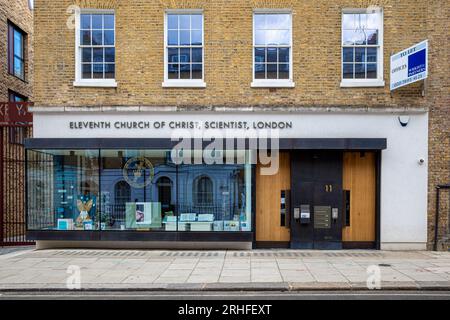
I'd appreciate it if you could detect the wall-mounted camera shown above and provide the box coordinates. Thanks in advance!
[418,158,425,165]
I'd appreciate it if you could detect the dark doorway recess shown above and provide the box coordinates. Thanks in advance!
[290,151,343,249]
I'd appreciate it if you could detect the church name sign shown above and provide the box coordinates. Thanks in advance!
[69,120,293,131]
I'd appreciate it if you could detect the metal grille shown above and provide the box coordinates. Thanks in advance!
[1,126,34,246]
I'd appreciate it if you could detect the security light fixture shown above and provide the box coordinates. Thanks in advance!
[398,115,410,127]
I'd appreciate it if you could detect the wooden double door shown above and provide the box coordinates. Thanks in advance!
[256,151,376,249]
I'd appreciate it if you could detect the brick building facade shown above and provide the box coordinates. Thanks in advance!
[28,0,448,250]
[0,0,33,100]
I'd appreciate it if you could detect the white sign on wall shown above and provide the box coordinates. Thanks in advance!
[390,40,428,91]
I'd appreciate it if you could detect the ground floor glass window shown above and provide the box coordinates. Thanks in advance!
[27,149,253,233]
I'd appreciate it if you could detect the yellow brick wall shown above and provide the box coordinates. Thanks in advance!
[34,0,439,108]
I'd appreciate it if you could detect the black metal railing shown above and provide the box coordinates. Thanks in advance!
[1,102,34,246]
[434,184,450,251]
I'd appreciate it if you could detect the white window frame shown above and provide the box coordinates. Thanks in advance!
[74,8,117,88]
[162,9,206,88]
[251,9,294,88]
[340,8,384,88]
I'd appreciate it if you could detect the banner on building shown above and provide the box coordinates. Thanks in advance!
[390,40,428,91]
[0,102,33,126]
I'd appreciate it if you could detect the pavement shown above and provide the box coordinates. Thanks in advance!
[0,247,449,292]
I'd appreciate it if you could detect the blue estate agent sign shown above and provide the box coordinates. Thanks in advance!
[390,40,428,91]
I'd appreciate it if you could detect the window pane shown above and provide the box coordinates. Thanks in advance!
[82,48,92,62]
[355,47,365,63]
[343,47,354,63]
[104,48,115,62]
[14,30,23,58]
[92,15,102,29]
[81,14,91,29]
[254,14,265,30]
[279,30,291,45]
[267,64,277,79]
[175,153,253,232]
[180,48,191,63]
[192,48,202,63]
[192,64,202,79]
[343,63,353,79]
[354,63,365,79]
[168,64,179,79]
[279,63,289,79]
[266,30,290,45]
[367,13,379,29]
[357,14,368,29]
[27,150,100,231]
[14,58,24,78]
[93,48,103,62]
[266,14,290,29]
[255,30,265,45]
[255,63,265,79]
[180,30,190,45]
[168,48,179,63]
[279,47,289,63]
[255,47,265,63]
[342,13,356,29]
[367,63,377,79]
[267,47,277,62]
[179,15,190,29]
[9,93,25,102]
[167,14,178,29]
[343,30,365,45]
[366,29,378,45]
[104,14,114,29]
[81,30,91,45]
[180,64,190,79]
[82,64,92,79]
[104,30,114,45]
[105,64,115,79]
[97,150,175,231]
[191,30,202,45]
[367,48,377,62]
[92,30,103,45]
[191,14,202,30]
[168,30,178,45]
[93,63,104,78]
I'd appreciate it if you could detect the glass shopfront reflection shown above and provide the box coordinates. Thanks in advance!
[27,149,253,233]
[100,149,175,231]
[176,161,252,232]
[27,149,100,231]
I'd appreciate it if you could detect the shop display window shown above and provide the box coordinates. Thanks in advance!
[27,149,253,233]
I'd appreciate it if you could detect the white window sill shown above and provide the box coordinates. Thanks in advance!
[73,80,118,88]
[162,80,206,88]
[340,80,385,88]
[251,80,295,88]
